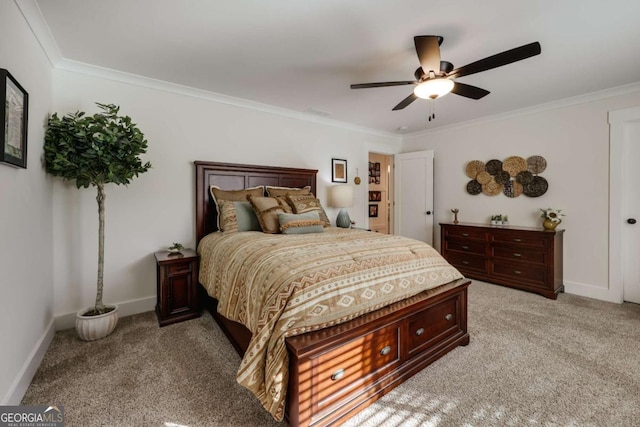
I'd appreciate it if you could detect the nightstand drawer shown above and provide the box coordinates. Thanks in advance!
[167,264,192,276]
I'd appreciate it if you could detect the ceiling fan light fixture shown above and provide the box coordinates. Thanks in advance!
[413,78,454,99]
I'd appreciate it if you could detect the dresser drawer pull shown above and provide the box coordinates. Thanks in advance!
[415,327,425,336]
[445,313,453,321]
[513,253,522,257]
[461,260,470,265]
[513,238,522,242]
[461,233,469,237]
[461,245,469,250]
[331,369,345,381]
[513,270,522,275]
[380,345,392,356]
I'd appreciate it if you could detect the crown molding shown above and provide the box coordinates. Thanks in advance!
[404,81,640,139]
[14,0,62,67]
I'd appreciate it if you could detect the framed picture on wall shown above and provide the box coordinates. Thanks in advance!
[0,68,29,169]
[369,204,378,217]
[332,158,347,183]
[369,191,382,201]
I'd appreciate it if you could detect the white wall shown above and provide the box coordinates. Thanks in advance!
[0,1,54,404]
[51,69,400,325]
[402,90,640,302]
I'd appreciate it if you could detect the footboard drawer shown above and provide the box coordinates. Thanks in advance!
[406,292,463,359]
[313,323,401,417]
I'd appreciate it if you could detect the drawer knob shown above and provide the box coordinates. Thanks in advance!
[461,233,469,237]
[380,345,392,356]
[415,327,425,336]
[513,253,522,257]
[462,260,469,265]
[513,270,522,275]
[461,245,469,250]
[513,238,522,242]
[445,313,453,321]
[331,369,345,381]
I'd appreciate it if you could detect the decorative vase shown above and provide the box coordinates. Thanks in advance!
[542,218,560,231]
[76,305,118,341]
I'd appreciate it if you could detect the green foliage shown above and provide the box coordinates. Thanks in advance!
[44,103,151,188]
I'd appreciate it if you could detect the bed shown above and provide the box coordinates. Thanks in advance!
[195,161,470,427]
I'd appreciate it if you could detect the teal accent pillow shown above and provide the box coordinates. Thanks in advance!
[234,202,261,231]
[278,212,324,234]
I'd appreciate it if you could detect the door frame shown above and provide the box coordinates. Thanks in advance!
[608,106,640,303]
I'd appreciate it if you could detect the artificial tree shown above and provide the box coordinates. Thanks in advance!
[44,103,151,316]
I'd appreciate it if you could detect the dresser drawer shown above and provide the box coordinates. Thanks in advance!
[491,261,547,287]
[444,238,485,255]
[443,252,486,273]
[443,226,486,240]
[492,245,546,265]
[407,295,460,358]
[491,230,547,247]
[313,323,401,416]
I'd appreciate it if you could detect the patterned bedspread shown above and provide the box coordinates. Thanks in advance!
[198,228,463,421]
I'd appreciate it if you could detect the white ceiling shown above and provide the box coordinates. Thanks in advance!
[33,0,640,134]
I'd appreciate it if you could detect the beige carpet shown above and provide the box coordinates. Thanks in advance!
[23,281,640,426]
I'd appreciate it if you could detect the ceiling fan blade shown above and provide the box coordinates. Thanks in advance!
[392,93,418,111]
[350,81,416,89]
[414,36,442,75]
[451,82,490,99]
[449,42,541,79]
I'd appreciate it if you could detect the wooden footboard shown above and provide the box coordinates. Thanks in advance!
[201,279,470,427]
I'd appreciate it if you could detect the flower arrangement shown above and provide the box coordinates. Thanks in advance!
[540,208,565,223]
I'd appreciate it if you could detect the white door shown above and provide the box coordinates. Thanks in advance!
[622,122,640,303]
[394,150,434,245]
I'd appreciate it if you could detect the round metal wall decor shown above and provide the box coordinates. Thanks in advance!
[523,176,548,197]
[503,156,527,177]
[494,170,511,185]
[464,154,550,197]
[466,180,482,195]
[465,160,485,179]
[485,159,503,175]
[503,180,524,198]
[527,155,547,174]
[516,170,534,185]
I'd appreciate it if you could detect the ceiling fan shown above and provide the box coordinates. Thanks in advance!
[350,36,541,116]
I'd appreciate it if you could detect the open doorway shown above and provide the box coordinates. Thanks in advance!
[368,152,394,234]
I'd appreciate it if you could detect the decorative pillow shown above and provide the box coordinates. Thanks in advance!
[218,201,261,232]
[286,194,331,227]
[273,196,294,214]
[266,185,311,197]
[278,212,324,234]
[247,196,285,234]
[210,185,264,229]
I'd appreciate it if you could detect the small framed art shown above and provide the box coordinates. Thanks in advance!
[332,158,347,183]
[369,204,378,217]
[1,69,29,168]
[369,191,382,201]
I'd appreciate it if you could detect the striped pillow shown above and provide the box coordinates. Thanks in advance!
[278,212,324,234]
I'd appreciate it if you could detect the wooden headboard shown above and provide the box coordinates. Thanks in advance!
[195,161,318,245]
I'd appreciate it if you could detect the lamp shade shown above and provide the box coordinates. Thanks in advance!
[330,185,353,208]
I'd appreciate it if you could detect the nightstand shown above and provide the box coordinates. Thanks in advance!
[155,249,200,326]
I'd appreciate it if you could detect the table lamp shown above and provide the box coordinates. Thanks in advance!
[330,185,353,228]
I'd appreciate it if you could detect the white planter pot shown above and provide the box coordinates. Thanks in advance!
[75,305,119,341]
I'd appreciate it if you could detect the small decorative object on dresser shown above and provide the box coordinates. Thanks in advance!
[451,208,459,224]
[540,208,565,230]
[441,222,564,299]
[168,242,185,254]
[155,249,200,326]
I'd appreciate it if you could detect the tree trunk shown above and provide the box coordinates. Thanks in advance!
[95,183,106,314]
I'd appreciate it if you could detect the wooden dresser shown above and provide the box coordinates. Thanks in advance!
[440,222,564,299]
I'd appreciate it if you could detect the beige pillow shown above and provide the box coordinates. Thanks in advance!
[247,196,285,233]
[266,186,311,197]
[210,185,264,229]
[286,194,331,227]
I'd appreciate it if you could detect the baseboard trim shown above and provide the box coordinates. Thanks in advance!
[54,296,156,331]
[2,318,55,405]
[563,280,622,303]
